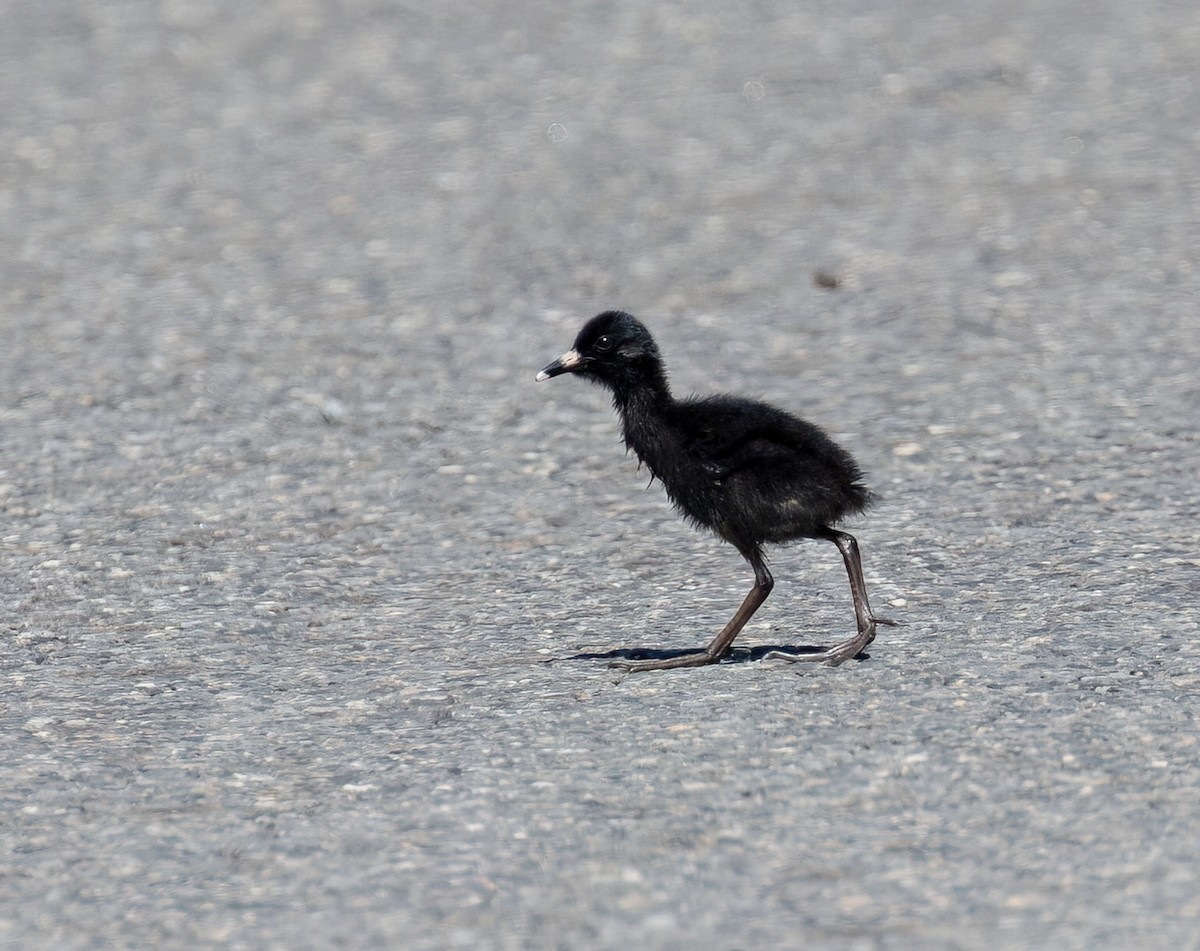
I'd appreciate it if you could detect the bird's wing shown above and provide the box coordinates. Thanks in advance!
[672,398,824,480]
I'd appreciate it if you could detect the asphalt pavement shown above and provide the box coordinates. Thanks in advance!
[2,1,1198,948]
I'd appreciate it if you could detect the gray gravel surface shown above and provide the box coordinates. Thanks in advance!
[3,1,1199,948]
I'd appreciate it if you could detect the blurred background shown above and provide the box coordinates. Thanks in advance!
[3,1,1198,947]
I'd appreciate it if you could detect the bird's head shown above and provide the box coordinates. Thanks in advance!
[536,311,663,392]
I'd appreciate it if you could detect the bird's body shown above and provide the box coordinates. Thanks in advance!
[626,392,872,550]
[537,310,893,671]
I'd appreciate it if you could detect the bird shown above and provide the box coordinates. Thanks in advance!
[536,310,895,672]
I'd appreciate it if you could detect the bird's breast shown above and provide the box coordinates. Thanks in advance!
[621,408,721,494]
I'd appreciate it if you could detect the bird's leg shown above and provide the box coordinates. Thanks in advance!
[827,529,895,638]
[765,529,895,667]
[610,550,774,672]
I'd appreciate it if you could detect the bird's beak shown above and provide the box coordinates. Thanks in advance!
[536,349,583,382]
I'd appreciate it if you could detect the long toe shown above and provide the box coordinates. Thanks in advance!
[764,622,876,667]
[609,651,721,672]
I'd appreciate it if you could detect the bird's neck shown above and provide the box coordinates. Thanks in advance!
[612,377,675,471]
[609,358,670,408]
[610,367,671,419]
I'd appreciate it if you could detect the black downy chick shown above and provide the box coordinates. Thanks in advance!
[536,310,895,672]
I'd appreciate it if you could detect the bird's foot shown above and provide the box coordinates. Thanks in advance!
[860,616,897,646]
[762,622,877,667]
[609,650,721,672]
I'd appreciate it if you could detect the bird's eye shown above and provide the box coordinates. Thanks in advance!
[594,334,614,352]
